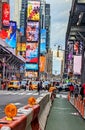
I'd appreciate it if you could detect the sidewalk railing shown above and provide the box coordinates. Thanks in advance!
[67,92,85,119]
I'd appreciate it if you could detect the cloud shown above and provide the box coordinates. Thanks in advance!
[46,0,72,48]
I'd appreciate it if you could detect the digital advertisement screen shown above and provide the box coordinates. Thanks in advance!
[27,1,40,21]
[25,71,38,78]
[22,43,26,51]
[26,22,39,42]
[74,41,79,55]
[26,42,39,63]
[25,63,38,70]
[0,21,17,48]
[40,29,46,54]
[40,56,46,72]
[2,3,10,26]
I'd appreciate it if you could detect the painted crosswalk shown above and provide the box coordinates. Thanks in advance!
[0,90,46,96]
[0,90,36,95]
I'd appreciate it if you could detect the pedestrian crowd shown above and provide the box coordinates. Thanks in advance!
[69,82,85,100]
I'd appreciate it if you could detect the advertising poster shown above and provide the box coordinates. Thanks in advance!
[26,22,39,42]
[26,42,39,63]
[40,29,46,54]
[25,63,38,70]
[40,56,46,72]
[74,41,79,55]
[27,1,40,21]
[21,43,26,51]
[25,71,38,78]
[5,21,17,48]
[0,21,17,48]
[17,43,21,51]
[73,56,82,75]
[2,3,10,26]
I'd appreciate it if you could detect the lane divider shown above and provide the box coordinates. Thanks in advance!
[0,93,51,130]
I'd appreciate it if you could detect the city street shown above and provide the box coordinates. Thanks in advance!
[0,89,48,118]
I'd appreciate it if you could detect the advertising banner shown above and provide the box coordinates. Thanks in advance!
[25,71,38,78]
[27,1,40,21]
[5,21,17,48]
[0,21,17,48]
[2,3,10,26]
[40,29,46,54]
[25,63,38,70]
[73,56,82,75]
[22,43,26,51]
[40,56,46,72]
[74,41,79,55]
[26,22,39,42]
[17,43,21,51]
[26,42,38,63]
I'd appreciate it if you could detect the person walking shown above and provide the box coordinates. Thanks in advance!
[74,84,79,98]
[37,82,41,95]
[69,83,74,96]
[80,83,85,100]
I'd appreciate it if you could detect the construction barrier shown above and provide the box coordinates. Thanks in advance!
[68,94,85,119]
[0,93,52,130]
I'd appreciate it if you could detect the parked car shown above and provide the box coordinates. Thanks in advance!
[7,80,20,90]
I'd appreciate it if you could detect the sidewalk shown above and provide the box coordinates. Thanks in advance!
[45,96,85,130]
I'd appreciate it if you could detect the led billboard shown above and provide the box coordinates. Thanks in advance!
[26,42,38,63]
[6,21,17,48]
[73,56,82,75]
[25,63,38,70]
[26,22,39,42]
[40,56,46,72]
[0,21,17,48]
[25,71,38,78]
[74,41,79,55]
[2,3,10,26]
[27,1,40,21]
[40,29,46,54]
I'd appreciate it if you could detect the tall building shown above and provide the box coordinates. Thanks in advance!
[9,0,22,29]
[45,4,51,51]
[20,0,27,36]
[0,0,2,29]
[41,0,46,29]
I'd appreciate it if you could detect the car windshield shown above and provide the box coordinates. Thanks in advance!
[32,81,39,85]
[10,82,19,85]
[21,81,27,85]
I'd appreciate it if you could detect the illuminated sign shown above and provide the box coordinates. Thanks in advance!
[26,42,38,63]
[26,22,39,42]
[40,56,46,72]
[25,63,38,70]
[2,3,10,26]
[27,1,40,21]
[40,29,46,54]
[25,71,38,77]
[0,21,17,48]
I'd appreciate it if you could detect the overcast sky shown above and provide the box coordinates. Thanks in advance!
[46,0,72,49]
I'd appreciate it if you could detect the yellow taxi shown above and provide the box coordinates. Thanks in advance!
[7,80,20,90]
[29,81,38,90]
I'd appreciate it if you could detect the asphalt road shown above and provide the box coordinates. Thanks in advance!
[0,89,47,118]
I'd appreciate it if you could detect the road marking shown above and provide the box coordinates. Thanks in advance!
[14,103,22,106]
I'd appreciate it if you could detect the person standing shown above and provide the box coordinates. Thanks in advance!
[80,83,85,100]
[37,82,41,95]
[74,84,79,98]
[69,83,74,96]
